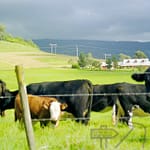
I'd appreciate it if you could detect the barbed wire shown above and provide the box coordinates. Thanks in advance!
[31,115,150,122]
[31,117,90,122]
[1,92,150,99]
[1,115,150,122]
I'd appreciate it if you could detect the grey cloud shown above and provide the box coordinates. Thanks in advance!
[0,0,150,41]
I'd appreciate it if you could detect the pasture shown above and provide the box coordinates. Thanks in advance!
[0,68,150,150]
[0,42,150,149]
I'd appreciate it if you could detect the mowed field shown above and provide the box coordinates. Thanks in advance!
[0,41,150,150]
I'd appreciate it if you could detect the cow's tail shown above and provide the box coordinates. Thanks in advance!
[83,80,93,125]
[14,110,17,122]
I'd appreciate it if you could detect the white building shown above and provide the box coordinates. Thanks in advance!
[118,58,150,67]
[101,58,150,69]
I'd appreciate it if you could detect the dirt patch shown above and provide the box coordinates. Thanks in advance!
[0,52,51,68]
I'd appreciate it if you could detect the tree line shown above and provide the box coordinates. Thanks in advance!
[70,50,148,70]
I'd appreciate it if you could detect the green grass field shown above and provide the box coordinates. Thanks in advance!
[0,67,137,90]
[0,41,150,150]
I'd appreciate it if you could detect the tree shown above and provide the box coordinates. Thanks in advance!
[86,53,94,66]
[78,52,87,67]
[92,60,100,68]
[106,58,112,69]
[133,50,147,58]
[112,55,118,68]
[0,24,6,40]
[78,52,100,69]
[119,53,131,61]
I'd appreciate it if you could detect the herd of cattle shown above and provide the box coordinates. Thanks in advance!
[0,67,150,128]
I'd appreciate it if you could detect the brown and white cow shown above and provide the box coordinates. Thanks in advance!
[15,94,67,127]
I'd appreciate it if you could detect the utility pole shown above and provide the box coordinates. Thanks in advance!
[49,43,57,54]
[49,43,53,53]
[76,45,79,59]
[104,53,111,60]
[53,44,57,54]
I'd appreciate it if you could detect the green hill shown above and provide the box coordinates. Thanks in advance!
[0,41,40,52]
[0,41,77,69]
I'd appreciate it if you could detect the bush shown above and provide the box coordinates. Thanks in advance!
[71,64,80,69]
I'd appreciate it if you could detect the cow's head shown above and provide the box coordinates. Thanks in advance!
[0,89,10,113]
[131,67,150,92]
[0,89,18,115]
[43,100,67,127]
[0,80,7,114]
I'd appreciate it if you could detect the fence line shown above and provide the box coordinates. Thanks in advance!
[1,115,150,123]
[1,92,150,99]
[31,116,150,122]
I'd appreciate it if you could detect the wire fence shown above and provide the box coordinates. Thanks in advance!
[1,92,150,121]
[1,92,150,99]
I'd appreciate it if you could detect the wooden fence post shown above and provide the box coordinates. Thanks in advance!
[15,65,35,150]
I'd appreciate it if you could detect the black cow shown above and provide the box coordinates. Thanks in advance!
[116,82,150,127]
[0,80,6,116]
[92,82,150,128]
[26,79,93,125]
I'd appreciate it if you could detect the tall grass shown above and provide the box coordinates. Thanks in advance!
[0,110,149,150]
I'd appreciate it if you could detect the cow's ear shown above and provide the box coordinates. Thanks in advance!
[60,103,68,110]
[42,102,49,110]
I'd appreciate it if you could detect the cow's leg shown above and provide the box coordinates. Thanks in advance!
[120,105,133,128]
[127,105,139,128]
[112,104,117,125]
[54,120,59,127]
[40,121,48,128]
[74,112,84,124]
[14,110,17,121]
[82,103,92,125]
[82,94,93,125]
[0,111,5,117]
[128,109,133,128]
[71,100,91,125]
[82,108,89,125]
[73,108,88,125]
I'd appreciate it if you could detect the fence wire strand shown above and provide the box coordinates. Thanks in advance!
[1,92,150,99]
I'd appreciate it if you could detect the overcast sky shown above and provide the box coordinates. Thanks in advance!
[1,0,150,41]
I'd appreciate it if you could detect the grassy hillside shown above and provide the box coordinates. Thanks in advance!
[0,41,40,52]
[0,41,77,69]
